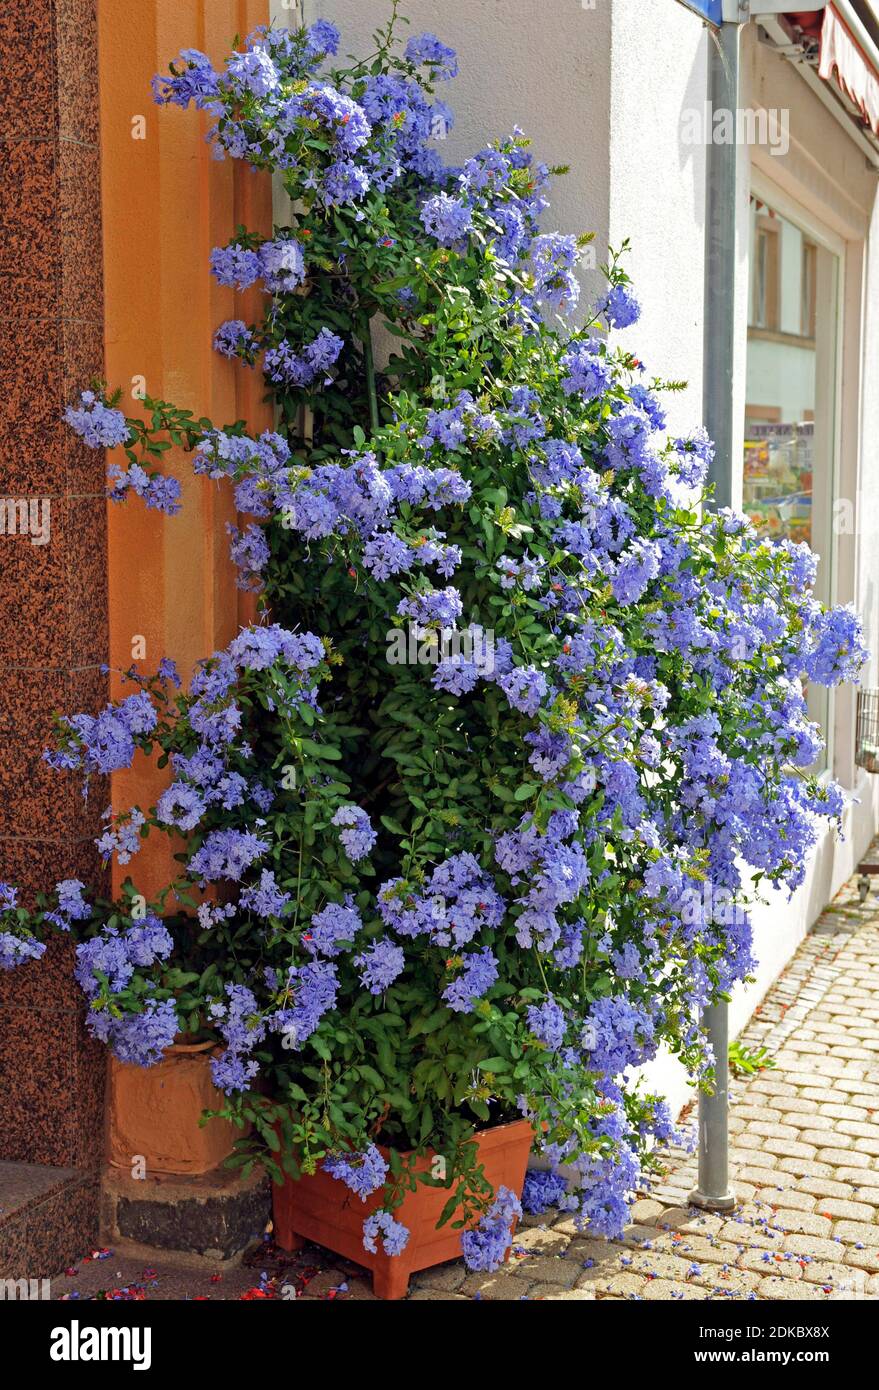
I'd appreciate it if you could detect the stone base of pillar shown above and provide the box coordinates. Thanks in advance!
[687,1186,737,1213]
[101,1166,271,1262]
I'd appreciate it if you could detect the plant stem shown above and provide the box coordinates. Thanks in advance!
[360,314,380,436]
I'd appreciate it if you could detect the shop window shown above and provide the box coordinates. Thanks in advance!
[744,194,840,771]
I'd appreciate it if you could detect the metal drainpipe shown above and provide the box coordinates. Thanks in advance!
[689,13,741,1214]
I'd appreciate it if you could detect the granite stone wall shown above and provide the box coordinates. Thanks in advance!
[0,0,107,1173]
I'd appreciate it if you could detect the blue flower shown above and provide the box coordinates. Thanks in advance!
[363,1211,410,1256]
[331,805,377,862]
[324,1144,388,1200]
[460,1186,522,1271]
[443,947,499,1013]
[64,391,130,449]
[240,870,291,920]
[354,938,405,994]
[420,193,473,247]
[526,996,567,1051]
[306,897,361,958]
[603,283,641,328]
[405,33,458,81]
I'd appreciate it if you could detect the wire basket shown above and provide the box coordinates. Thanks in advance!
[856,689,879,773]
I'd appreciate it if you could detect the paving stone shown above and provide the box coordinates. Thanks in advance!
[760,1139,817,1160]
[659,1211,728,1237]
[563,1238,618,1266]
[702,1267,763,1294]
[624,1250,699,1282]
[578,1270,646,1297]
[510,1226,570,1256]
[797,1175,854,1200]
[844,1247,879,1272]
[749,1121,801,1141]
[757,1276,834,1300]
[462,1274,535,1301]
[740,1249,802,1279]
[735,1166,784,1188]
[612,1224,667,1249]
[786,1113,837,1133]
[412,1262,468,1292]
[751,1078,798,1098]
[836,1166,879,1187]
[640,1278,709,1300]
[407,1290,469,1301]
[396,901,879,1304]
[777,1157,834,1179]
[774,1096,821,1116]
[629,1199,665,1225]
[531,1286,595,1300]
[800,1262,866,1294]
[814,1199,876,1222]
[761,1188,816,1213]
[733,1132,767,1152]
[831,1220,879,1246]
[507,1255,578,1287]
[845,1186,879,1206]
[662,1236,744,1267]
[731,1105,785,1123]
[769,1210,832,1238]
[817,1147,871,1167]
[782,1233,845,1261]
[551,1216,585,1238]
[717,1221,781,1249]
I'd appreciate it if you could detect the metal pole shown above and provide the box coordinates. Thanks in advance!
[702,18,740,511]
[690,15,741,1213]
[690,1003,736,1210]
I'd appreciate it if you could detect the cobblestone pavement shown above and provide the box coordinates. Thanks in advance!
[409,871,879,1302]
[54,868,879,1302]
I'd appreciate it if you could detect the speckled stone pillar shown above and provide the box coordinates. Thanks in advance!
[0,0,107,1180]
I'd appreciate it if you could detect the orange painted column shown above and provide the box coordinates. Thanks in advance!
[98,0,273,900]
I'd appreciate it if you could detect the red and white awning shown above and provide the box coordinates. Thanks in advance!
[818,3,879,134]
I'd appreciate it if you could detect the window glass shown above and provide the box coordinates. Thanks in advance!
[744,195,839,771]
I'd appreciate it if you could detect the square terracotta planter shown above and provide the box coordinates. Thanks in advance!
[107,1043,238,1176]
[272,1118,533,1299]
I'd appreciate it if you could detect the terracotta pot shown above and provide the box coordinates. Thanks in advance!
[272,1118,533,1299]
[107,1042,238,1176]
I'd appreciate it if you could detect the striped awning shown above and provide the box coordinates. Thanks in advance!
[818,4,879,134]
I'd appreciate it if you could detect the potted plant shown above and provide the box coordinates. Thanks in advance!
[0,10,866,1297]
[106,1038,239,1177]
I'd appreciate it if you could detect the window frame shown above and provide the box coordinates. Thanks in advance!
[747,171,847,782]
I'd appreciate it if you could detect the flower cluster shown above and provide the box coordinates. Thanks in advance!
[459,1187,523,1272]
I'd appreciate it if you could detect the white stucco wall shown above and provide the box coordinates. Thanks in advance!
[293,0,879,1122]
[303,0,612,315]
[607,0,709,438]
